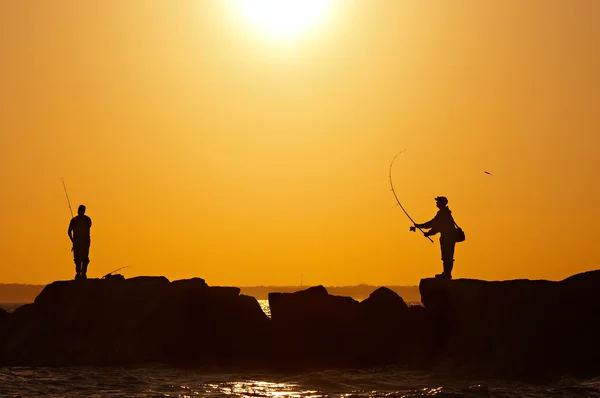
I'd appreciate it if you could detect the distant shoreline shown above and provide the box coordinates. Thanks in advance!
[239,285,420,301]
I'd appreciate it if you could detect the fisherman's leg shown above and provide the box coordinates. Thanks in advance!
[82,259,89,278]
[74,250,82,277]
[435,241,445,278]
[81,245,90,279]
[443,261,453,277]
[441,238,455,279]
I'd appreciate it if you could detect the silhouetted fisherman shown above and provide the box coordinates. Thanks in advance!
[411,196,458,279]
[68,205,92,280]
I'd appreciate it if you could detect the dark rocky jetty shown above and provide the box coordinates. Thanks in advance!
[0,276,269,366]
[1,270,599,380]
[420,270,600,379]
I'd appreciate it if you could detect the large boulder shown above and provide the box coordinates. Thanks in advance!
[353,288,434,367]
[419,270,600,379]
[268,285,360,368]
[359,286,408,316]
[0,276,269,366]
[354,287,414,365]
[268,285,425,369]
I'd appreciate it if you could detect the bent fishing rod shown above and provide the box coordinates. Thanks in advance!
[388,150,433,243]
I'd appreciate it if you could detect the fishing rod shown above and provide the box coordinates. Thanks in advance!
[61,177,74,218]
[388,150,433,243]
[102,266,131,279]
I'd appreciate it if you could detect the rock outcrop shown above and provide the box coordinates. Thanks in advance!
[268,285,430,369]
[419,270,600,379]
[269,285,360,368]
[0,276,269,366]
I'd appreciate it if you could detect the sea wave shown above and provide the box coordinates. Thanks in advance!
[1,365,600,397]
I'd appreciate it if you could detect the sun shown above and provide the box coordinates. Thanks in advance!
[231,0,336,40]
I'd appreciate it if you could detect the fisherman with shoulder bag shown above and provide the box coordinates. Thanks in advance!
[411,196,465,279]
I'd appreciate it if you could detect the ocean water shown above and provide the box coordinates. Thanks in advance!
[1,365,600,397]
[2,302,600,397]
[258,299,271,318]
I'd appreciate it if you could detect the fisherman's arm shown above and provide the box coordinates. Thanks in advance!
[68,220,74,242]
[415,217,436,229]
[424,228,439,237]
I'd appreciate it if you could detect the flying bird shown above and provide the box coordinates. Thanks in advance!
[484,171,493,176]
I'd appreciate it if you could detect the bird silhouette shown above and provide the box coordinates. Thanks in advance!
[484,171,493,176]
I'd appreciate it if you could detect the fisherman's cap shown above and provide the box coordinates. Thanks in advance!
[434,196,448,205]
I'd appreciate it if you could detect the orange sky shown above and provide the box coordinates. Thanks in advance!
[1,1,599,285]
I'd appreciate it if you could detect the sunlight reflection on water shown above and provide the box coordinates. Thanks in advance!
[166,379,328,397]
[217,380,314,397]
[2,366,599,397]
[258,299,271,318]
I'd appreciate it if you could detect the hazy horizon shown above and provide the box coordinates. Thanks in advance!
[0,281,419,287]
[1,1,599,285]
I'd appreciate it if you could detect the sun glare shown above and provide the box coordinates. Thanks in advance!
[231,0,336,40]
